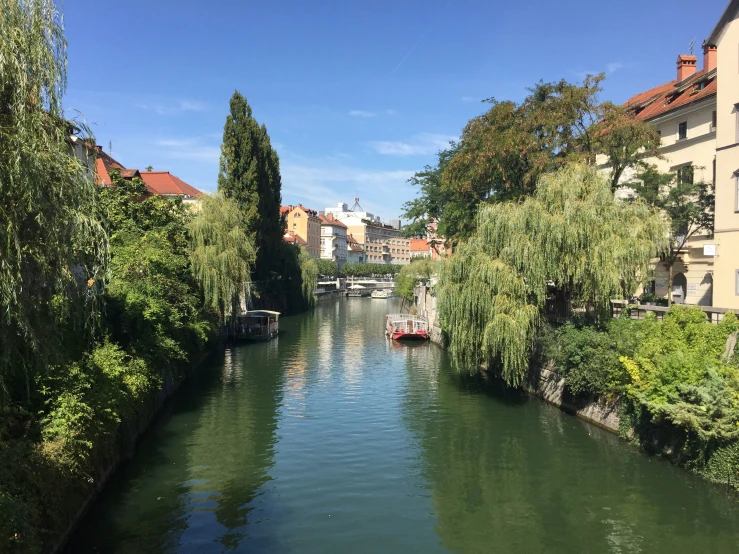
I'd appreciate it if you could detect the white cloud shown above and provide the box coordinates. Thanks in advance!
[461,96,477,102]
[349,110,377,118]
[135,99,208,116]
[154,137,220,162]
[369,133,455,156]
[606,61,624,74]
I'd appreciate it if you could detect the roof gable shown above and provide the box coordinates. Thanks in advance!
[706,0,739,45]
[139,172,204,198]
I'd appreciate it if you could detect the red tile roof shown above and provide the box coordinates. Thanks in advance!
[280,205,292,216]
[139,171,204,198]
[318,213,347,228]
[346,234,365,252]
[283,231,307,246]
[94,146,131,186]
[625,69,716,122]
[281,204,319,218]
[410,238,430,252]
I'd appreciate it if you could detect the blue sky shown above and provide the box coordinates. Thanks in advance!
[63,0,726,220]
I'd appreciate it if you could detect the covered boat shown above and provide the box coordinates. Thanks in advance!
[233,310,280,341]
[371,289,391,299]
[385,314,429,341]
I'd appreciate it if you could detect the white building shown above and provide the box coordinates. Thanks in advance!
[325,200,410,265]
[319,212,348,267]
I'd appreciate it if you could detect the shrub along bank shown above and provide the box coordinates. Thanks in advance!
[538,305,739,486]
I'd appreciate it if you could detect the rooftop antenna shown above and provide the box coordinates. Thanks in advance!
[108,140,112,155]
[689,38,696,55]
[350,196,363,212]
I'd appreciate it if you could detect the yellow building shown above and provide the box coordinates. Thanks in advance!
[281,204,321,259]
[707,0,739,309]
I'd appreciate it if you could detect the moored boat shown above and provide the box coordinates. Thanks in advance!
[371,289,390,299]
[233,310,280,341]
[385,314,429,341]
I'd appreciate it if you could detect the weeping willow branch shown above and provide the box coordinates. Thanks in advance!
[0,0,109,406]
[189,194,256,324]
[437,163,668,386]
[299,247,318,307]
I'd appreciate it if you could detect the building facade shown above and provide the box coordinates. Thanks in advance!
[708,0,739,309]
[410,238,431,259]
[325,201,411,265]
[282,204,321,258]
[601,4,739,308]
[347,234,366,263]
[319,213,348,267]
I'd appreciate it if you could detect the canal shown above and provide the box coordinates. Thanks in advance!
[67,298,739,553]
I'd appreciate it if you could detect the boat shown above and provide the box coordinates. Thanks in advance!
[347,284,368,297]
[233,310,280,341]
[371,289,390,299]
[385,314,429,341]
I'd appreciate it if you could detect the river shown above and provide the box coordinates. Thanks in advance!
[67,298,739,553]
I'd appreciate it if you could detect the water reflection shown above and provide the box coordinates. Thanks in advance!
[400,349,739,553]
[68,299,739,554]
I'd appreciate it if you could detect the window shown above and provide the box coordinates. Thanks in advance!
[736,270,739,296]
[678,121,688,140]
[677,165,694,185]
[711,111,717,132]
[736,172,739,212]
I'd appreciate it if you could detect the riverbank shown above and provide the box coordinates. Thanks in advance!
[47,348,218,554]
[64,297,739,553]
[414,285,739,488]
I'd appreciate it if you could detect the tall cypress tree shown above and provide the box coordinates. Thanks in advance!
[218,91,282,279]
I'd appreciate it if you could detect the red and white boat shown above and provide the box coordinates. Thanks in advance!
[385,314,429,341]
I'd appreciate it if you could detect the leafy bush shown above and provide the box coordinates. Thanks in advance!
[545,323,620,396]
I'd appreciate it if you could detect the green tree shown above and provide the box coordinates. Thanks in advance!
[189,194,256,324]
[299,248,318,307]
[217,91,282,280]
[627,165,715,306]
[0,0,108,407]
[395,259,440,309]
[145,165,153,171]
[316,259,338,277]
[437,163,668,387]
[404,75,660,245]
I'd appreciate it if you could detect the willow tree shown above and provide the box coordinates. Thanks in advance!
[437,164,668,387]
[299,247,318,307]
[189,194,256,324]
[0,0,108,406]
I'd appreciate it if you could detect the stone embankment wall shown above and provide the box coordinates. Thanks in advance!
[414,285,620,433]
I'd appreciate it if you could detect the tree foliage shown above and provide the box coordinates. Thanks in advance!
[0,0,108,407]
[299,248,318,307]
[403,75,660,244]
[340,263,401,277]
[218,91,282,279]
[438,164,668,386]
[189,194,256,324]
[395,259,441,304]
[627,164,715,305]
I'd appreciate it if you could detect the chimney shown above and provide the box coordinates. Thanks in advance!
[677,54,697,81]
[703,43,717,72]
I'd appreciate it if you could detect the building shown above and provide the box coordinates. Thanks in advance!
[88,146,204,206]
[410,238,431,259]
[140,171,204,207]
[325,200,411,265]
[283,230,307,248]
[318,212,348,266]
[707,0,739,309]
[603,4,739,307]
[281,204,321,258]
[346,234,366,263]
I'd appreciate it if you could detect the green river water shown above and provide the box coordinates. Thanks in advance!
[67,298,739,553]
